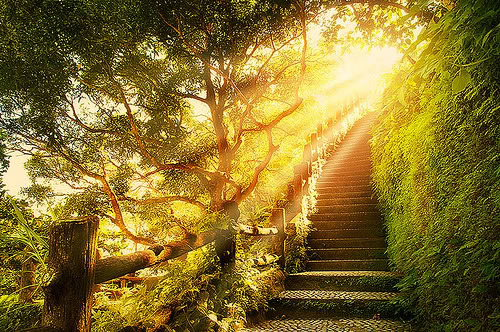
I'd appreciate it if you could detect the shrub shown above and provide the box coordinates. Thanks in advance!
[371,1,500,330]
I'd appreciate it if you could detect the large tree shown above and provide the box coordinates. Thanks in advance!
[0,0,421,245]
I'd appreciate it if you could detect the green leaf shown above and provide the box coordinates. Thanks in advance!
[481,27,496,48]
[452,70,471,94]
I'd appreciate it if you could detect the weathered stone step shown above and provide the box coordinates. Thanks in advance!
[316,185,373,194]
[326,151,371,159]
[316,191,373,199]
[285,271,401,291]
[244,318,412,331]
[321,167,371,176]
[318,173,371,181]
[311,220,382,230]
[308,211,381,221]
[308,237,387,249]
[307,248,387,260]
[315,197,377,205]
[321,161,372,174]
[307,259,389,271]
[313,203,378,214]
[317,178,371,187]
[309,228,384,239]
[267,290,400,319]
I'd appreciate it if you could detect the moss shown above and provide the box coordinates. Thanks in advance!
[371,1,500,330]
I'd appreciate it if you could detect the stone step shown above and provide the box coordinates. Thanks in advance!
[317,178,372,187]
[325,153,371,161]
[307,259,389,271]
[308,237,387,249]
[308,211,381,221]
[330,163,371,171]
[307,248,387,260]
[328,152,371,159]
[321,167,371,176]
[318,173,372,181]
[315,197,377,205]
[316,185,373,194]
[309,228,384,239]
[285,271,402,291]
[313,204,379,214]
[244,318,412,331]
[311,220,382,230]
[316,191,373,199]
[267,290,401,319]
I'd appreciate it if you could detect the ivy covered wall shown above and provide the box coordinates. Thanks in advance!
[371,1,499,330]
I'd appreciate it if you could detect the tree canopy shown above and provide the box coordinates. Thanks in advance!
[0,0,423,245]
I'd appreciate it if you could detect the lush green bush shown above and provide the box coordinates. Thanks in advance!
[371,1,500,330]
[93,240,284,332]
[0,295,42,331]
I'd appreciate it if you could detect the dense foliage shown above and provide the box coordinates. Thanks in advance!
[0,0,436,330]
[92,243,284,331]
[371,0,499,330]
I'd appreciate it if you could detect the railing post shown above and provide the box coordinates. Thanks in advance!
[317,123,323,141]
[42,217,99,332]
[270,208,286,269]
[293,172,302,198]
[303,144,312,177]
[326,117,335,143]
[311,133,318,161]
[297,161,309,193]
[216,201,240,267]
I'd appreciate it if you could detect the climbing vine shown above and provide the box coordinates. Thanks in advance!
[371,0,500,330]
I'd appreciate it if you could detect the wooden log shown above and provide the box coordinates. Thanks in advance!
[95,230,217,284]
[238,224,278,236]
[251,254,279,266]
[41,217,99,332]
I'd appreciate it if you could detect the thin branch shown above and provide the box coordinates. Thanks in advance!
[118,195,207,210]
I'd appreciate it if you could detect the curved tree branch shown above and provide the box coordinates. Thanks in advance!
[118,195,207,210]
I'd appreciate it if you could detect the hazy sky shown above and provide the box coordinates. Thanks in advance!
[3,153,30,196]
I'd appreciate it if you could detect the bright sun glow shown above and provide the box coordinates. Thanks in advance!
[314,46,401,112]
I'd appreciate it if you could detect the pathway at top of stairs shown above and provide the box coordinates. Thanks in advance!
[245,112,413,331]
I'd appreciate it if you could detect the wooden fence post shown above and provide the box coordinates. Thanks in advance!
[303,144,312,177]
[293,172,302,198]
[216,201,240,266]
[270,208,286,269]
[42,217,99,332]
[317,123,323,140]
[311,133,318,161]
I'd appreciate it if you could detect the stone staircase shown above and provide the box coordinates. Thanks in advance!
[246,112,413,331]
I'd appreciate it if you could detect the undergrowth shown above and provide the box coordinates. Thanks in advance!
[93,242,284,331]
[371,0,500,330]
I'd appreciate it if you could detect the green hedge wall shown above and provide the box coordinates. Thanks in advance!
[371,1,499,330]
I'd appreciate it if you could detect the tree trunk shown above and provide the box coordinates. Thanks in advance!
[41,217,99,332]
